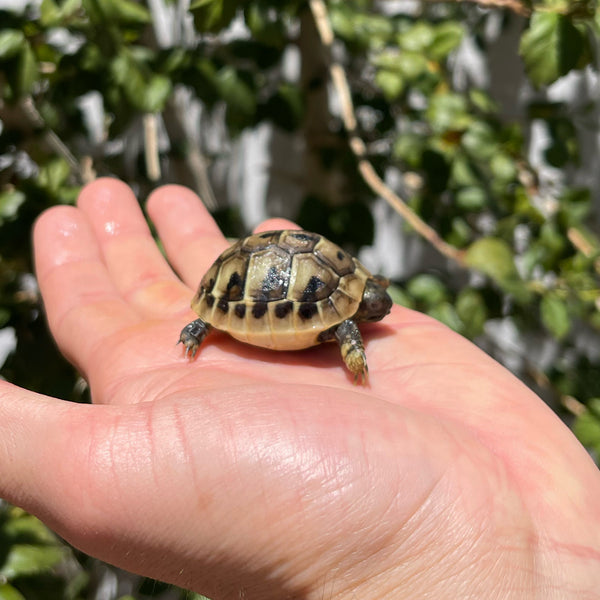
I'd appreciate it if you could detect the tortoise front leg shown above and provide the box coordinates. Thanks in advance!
[179,318,212,358]
[334,319,368,384]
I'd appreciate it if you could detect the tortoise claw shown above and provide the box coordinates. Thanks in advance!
[179,319,210,360]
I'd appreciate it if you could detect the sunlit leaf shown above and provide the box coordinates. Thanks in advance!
[190,0,241,33]
[40,0,81,26]
[91,0,151,24]
[429,22,464,60]
[573,409,600,455]
[429,301,462,331]
[465,237,518,283]
[456,288,487,337]
[407,274,447,305]
[540,293,571,339]
[520,12,591,86]
[37,158,71,193]
[17,42,38,96]
[0,545,66,580]
[0,30,25,60]
[0,583,26,600]
[0,190,26,224]
[375,69,404,100]
[456,186,486,211]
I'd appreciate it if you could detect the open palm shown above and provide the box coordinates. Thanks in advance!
[1,178,599,600]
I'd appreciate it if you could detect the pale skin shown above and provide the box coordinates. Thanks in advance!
[1,178,599,600]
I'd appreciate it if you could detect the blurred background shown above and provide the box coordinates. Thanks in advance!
[0,0,599,598]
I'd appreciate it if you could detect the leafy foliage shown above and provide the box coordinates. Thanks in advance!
[1,0,599,597]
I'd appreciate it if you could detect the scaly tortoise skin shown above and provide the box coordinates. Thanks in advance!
[179,229,392,382]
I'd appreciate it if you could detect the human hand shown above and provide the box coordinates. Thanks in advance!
[1,178,599,599]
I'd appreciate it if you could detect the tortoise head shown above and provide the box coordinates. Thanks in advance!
[355,275,393,323]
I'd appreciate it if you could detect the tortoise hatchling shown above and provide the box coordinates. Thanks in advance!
[179,230,393,382]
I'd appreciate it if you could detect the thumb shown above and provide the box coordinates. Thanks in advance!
[0,381,90,525]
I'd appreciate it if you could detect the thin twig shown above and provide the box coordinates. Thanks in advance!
[562,395,587,418]
[143,113,162,181]
[309,0,466,265]
[167,90,218,211]
[21,96,92,184]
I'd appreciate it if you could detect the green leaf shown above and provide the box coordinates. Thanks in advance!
[587,397,600,418]
[429,22,464,60]
[407,274,447,306]
[215,66,256,127]
[456,288,487,337]
[245,3,286,47]
[427,92,471,134]
[490,152,518,182]
[0,544,66,580]
[90,0,151,24]
[17,42,38,97]
[465,237,519,283]
[429,302,462,331]
[110,52,172,112]
[374,51,429,80]
[190,0,241,33]
[40,0,82,26]
[0,30,25,60]
[37,158,71,193]
[0,189,25,224]
[143,74,172,112]
[520,12,591,86]
[469,88,497,114]
[540,293,571,339]
[558,187,591,226]
[450,155,478,187]
[393,132,426,167]
[456,186,487,211]
[573,409,600,454]
[398,22,435,53]
[375,69,404,100]
[386,284,414,309]
[462,121,498,160]
[2,514,58,545]
[0,583,26,600]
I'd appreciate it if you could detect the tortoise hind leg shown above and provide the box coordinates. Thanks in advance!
[334,319,368,384]
[179,318,212,358]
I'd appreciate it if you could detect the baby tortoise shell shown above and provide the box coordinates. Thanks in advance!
[179,229,392,382]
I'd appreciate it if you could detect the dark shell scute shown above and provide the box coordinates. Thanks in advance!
[242,231,281,253]
[298,302,318,320]
[288,253,338,302]
[300,275,327,302]
[246,247,290,302]
[274,301,293,319]
[226,271,244,297]
[234,304,246,318]
[260,266,288,300]
[205,293,215,308]
[279,230,320,254]
[290,232,314,241]
[217,297,229,313]
[315,246,354,277]
[252,301,268,319]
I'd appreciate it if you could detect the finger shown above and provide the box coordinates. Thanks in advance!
[254,218,300,233]
[77,179,190,319]
[146,185,228,289]
[34,204,139,375]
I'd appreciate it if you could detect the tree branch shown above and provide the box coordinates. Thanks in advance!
[308,0,466,265]
[21,96,94,185]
